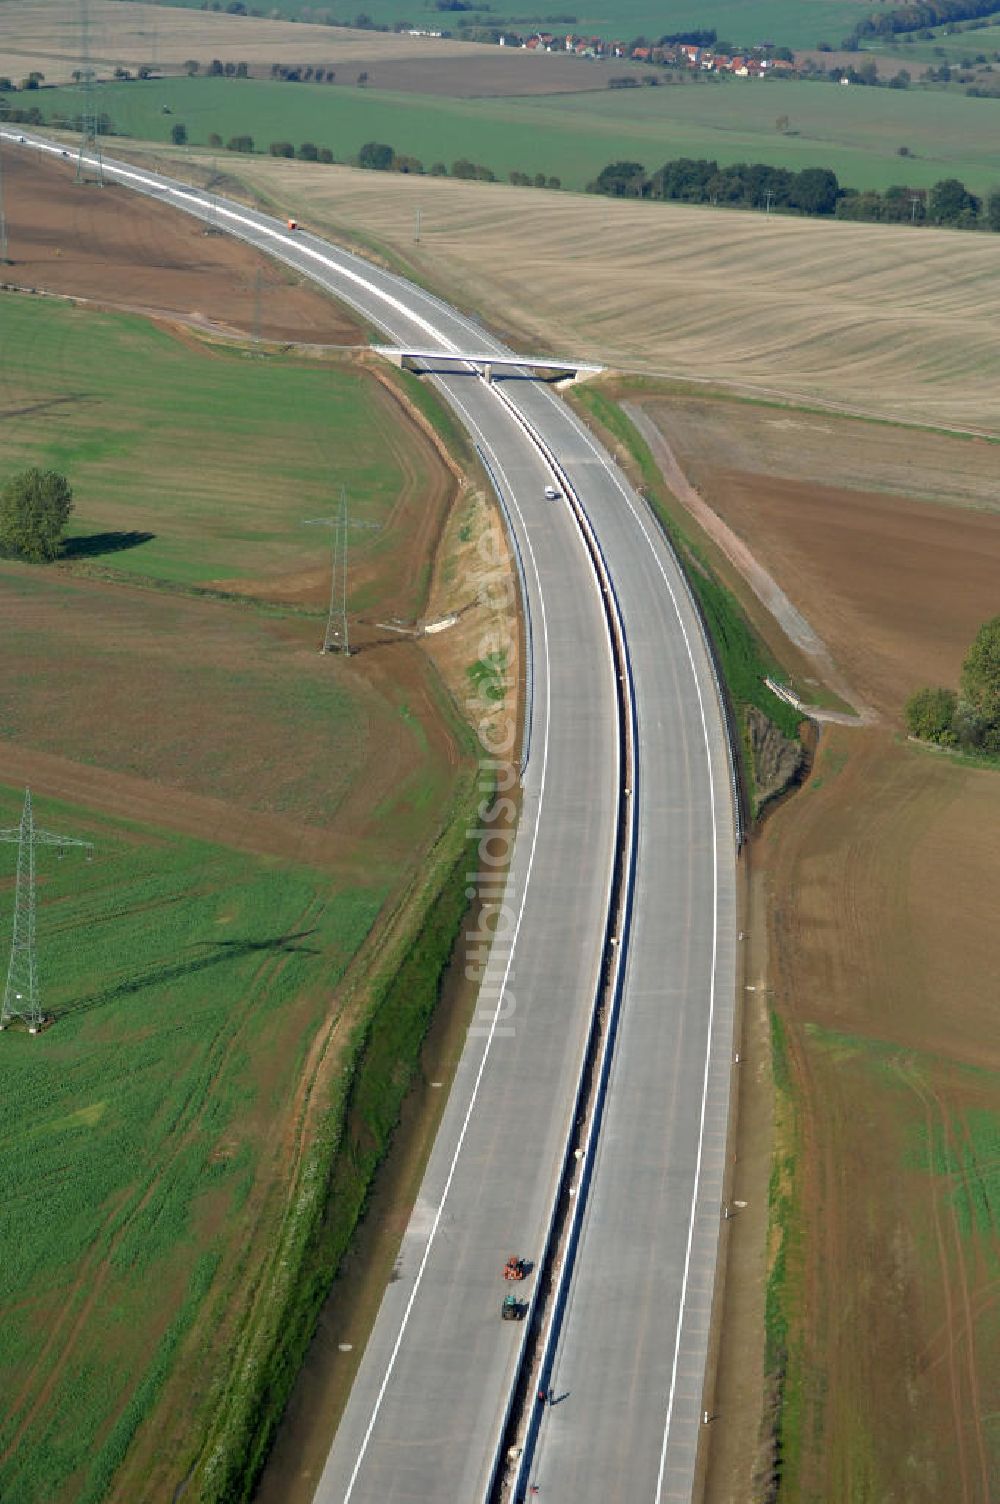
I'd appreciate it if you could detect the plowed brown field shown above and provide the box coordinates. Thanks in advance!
[1,143,361,344]
[635,396,1000,1503]
[642,397,1000,721]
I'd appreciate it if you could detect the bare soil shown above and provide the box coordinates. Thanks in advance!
[0,555,467,884]
[645,394,1000,1501]
[641,397,1000,722]
[0,144,362,344]
[750,729,1000,1501]
[267,51,650,98]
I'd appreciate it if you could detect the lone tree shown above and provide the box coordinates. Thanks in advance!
[0,468,74,561]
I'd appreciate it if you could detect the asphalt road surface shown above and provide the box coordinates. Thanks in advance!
[6,135,739,1504]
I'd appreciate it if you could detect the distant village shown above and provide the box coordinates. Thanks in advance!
[403,28,797,78]
[508,35,794,78]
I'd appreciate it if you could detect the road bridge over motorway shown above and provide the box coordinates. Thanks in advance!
[371,344,604,383]
[6,131,740,1504]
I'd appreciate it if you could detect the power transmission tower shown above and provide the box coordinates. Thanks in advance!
[304,490,377,655]
[252,266,263,344]
[203,157,220,235]
[0,790,94,1034]
[0,135,9,265]
[75,0,104,186]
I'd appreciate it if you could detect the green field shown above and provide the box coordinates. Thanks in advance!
[0,294,445,608]
[0,290,480,1498]
[142,0,877,52]
[33,73,1000,195]
[863,20,1000,65]
[0,788,384,1504]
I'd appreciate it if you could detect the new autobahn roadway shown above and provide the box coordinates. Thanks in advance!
[6,133,739,1504]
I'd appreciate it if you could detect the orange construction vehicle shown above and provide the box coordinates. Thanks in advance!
[503,1255,528,1281]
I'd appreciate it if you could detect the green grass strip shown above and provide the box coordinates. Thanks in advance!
[193,785,484,1503]
[572,386,801,815]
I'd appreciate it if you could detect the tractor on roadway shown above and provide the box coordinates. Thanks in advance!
[501,1293,525,1321]
[503,1255,528,1281]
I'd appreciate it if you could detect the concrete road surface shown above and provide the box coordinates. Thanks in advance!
[6,134,739,1504]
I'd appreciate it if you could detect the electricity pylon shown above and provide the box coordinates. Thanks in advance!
[203,158,220,235]
[0,135,9,264]
[75,0,104,186]
[0,790,94,1034]
[304,490,377,655]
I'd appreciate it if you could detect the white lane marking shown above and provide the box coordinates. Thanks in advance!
[10,128,680,1489]
[336,402,555,1503]
[530,385,723,1501]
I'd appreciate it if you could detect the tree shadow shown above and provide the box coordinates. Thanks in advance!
[55,929,320,1019]
[62,530,156,559]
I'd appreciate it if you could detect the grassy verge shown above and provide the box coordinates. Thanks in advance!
[571,383,801,810]
[760,1009,805,1501]
[376,359,479,474]
[467,650,508,704]
[184,774,483,1503]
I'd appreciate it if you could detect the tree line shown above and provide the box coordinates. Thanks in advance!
[588,155,1000,230]
[590,158,841,215]
[837,177,998,228]
[356,141,559,186]
[848,0,1000,42]
[906,618,1000,758]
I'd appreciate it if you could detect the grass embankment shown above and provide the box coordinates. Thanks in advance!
[572,384,800,810]
[759,1009,805,1500]
[28,72,1000,196]
[186,782,481,1502]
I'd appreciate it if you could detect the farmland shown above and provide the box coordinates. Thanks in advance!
[0,791,385,1504]
[0,278,445,617]
[0,146,510,1500]
[130,0,886,53]
[861,21,1000,66]
[619,392,1000,1502]
[121,148,1000,435]
[0,0,504,86]
[27,70,1000,196]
